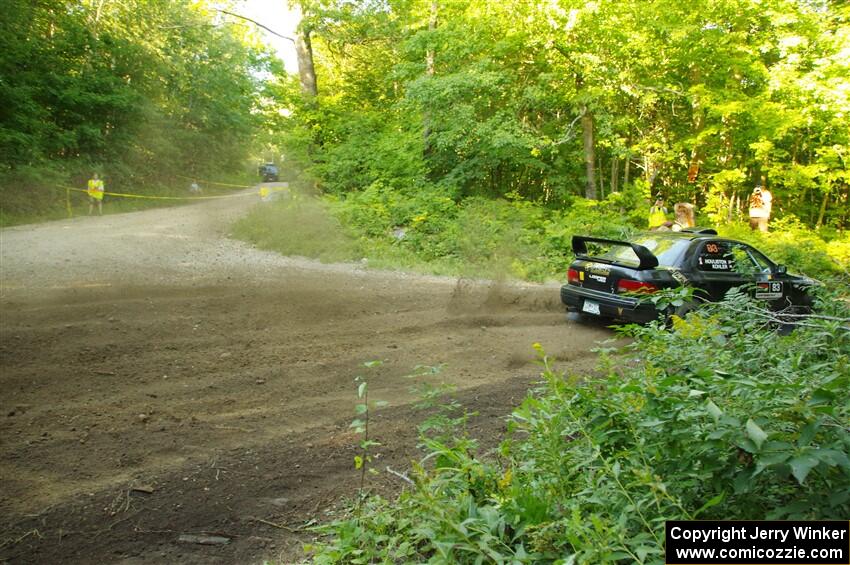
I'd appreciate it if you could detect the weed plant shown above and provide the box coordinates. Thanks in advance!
[307,291,849,564]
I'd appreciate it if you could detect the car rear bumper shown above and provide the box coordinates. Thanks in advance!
[560,284,661,324]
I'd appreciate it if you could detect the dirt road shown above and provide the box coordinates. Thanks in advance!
[0,188,611,564]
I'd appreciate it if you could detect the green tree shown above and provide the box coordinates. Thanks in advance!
[0,0,273,210]
[271,0,848,228]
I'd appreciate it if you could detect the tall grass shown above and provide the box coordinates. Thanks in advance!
[231,193,361,263]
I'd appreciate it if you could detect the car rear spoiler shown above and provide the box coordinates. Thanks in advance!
[572,236,659,270]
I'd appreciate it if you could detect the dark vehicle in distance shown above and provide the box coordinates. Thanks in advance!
[258,163,279,182]
[560,229,816,324]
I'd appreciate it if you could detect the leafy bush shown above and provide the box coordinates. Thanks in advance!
[718,216,849,278]
[330,184,847,282]
[330,185,641,281]
[311,113,428,196]
[307,292,850,564]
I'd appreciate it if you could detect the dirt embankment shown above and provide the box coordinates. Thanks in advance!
[0,188,612,564]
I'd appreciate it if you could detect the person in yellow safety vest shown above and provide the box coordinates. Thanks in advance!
[87,173,105,216]
[648,198,668,230]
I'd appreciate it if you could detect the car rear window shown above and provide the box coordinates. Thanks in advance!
[600,237,691,267]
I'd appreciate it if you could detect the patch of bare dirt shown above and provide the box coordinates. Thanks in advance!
[0,189,613,564]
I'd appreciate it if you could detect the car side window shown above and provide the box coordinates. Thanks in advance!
[741,245,774,273]
[697,241,770,276]
[729,244,761,276]
[697,241,736,272]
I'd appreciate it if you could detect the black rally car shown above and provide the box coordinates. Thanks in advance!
[560,229,816,323]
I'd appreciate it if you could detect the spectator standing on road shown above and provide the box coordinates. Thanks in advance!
[748,185,772,232]
[648,198,668,230]
[87,173,104,216]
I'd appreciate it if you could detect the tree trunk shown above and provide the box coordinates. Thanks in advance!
[610,157,619,193]
[295,28,317,97]
[426,0,437,76]
[597,154,605,199]
[623,155,630,187]
[581,108,597,199]
[687,69,705,183]
[815,191,829,229]
[292,3,317,97]
[423,0,438,154]
[643,155,661,193]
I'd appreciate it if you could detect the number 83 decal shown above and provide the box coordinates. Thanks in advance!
[755,281,783,298]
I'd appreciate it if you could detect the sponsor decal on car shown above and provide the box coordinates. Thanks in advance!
[755,281,783,300]
[669,268,691,286]
[701,257,732,270]
[585,263,611,275]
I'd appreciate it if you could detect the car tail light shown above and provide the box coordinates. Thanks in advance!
[617,279,658,293]
[568,268,580,284]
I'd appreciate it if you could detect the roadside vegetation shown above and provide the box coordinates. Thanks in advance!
[4,1,849,562]
[237,0,850,282]
[236,182,849,283]
[0,0,275,226]
[306,290,850,564]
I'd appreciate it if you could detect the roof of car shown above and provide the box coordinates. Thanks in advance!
[633,230,759,254]
[635,228,718,241]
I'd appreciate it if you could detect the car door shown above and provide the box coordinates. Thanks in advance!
[740,244,794,305]
[690,240,788,303]
[689,240,747,301]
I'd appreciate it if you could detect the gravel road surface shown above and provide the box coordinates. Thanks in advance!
[0,186,611,564]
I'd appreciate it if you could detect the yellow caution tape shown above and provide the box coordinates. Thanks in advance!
[58,184,256,201]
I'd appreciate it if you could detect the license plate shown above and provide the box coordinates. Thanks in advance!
[582,300,601,315]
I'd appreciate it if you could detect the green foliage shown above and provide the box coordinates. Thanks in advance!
[0,0,274,222]
[307,292,850,564]
[234,184,847,283]
[718,217,850,276]
[331,184,641,281]
[232,192,361,263]
[311,113,427,195]
[280,0,850,230]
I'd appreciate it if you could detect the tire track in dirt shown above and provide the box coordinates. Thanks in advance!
[0,189,614,563]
